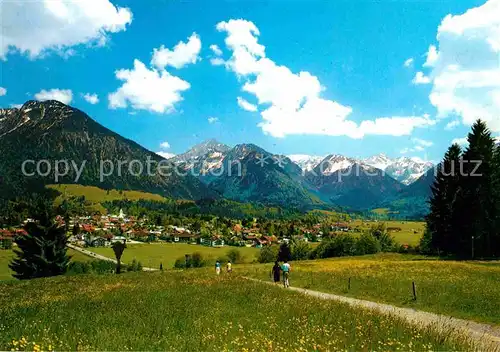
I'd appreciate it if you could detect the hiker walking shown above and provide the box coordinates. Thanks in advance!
[271,261,281,284]
[226,261,232,274]
[281,260,291,288]
[215,260,221,275]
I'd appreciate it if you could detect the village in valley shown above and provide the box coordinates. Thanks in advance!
[0,207,367,251]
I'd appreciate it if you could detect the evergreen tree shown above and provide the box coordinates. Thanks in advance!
[277,242,292,262]
[491,144,500,257]
[9,214,70,280]
[452,120,495,258]
[425,144,462,255]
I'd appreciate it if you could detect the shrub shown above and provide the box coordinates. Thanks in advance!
[67,261,91,275]
[311,234,357,259]
[67,260,114,275]
[127,259,143,272]
[290,241,311,261]
[258,245,278,263]
[368,223,396,252]
[378,232,396,252]
[356,232,381,255]
[226,249,242,264]
[90,260,116,274]
[419,228,434,255]
[174,257,185,269]
[191,252,205,268]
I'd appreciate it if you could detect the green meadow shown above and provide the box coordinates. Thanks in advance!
[91,243,259,269]
[0,270,474,351]
[242,253,500,325]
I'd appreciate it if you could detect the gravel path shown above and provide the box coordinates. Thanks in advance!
[67,243,158,271]
[245,277,500,351]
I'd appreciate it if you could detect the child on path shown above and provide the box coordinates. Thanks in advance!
[226,261,232,273]
[215,261,221,275]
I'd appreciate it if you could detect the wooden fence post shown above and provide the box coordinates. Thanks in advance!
[348,277,351,291]
[412,281,417,301]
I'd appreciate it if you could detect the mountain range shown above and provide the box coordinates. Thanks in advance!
[0,100,215,201]
[0,101,436,217]
[288,153,433,186]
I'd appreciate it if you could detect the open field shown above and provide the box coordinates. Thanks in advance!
[91,243,259,269]
[0,249,92,281]
[0,270,474,351]
[242,253,500,326]
[47,184,168,213]
[350,220,425,246]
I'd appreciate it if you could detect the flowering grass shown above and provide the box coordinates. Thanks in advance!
[242,253,500,325]
[0,269,475,351]
[91,243,259,269]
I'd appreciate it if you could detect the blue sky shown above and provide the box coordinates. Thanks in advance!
[1,0,499,162]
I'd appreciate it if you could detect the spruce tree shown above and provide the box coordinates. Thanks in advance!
[277,242,292,262]
[426,144,462,255]
[491,144,500,257]
[455,120,496,258]
[9,216,70,280]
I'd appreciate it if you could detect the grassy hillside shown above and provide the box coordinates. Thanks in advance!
[0,270,473,351]
[91,243,259,269]
[243,254,500,325]
[48,184,168,212]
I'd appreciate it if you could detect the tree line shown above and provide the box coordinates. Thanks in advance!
[423,120,500,259]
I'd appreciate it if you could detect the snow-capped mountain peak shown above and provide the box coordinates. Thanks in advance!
[318,154,357,175]
[287,154,324,172]
[362,153,392,171]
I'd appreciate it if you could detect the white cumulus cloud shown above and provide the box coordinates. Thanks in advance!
[417,0,500,132]
[108,59,190,114]
[109,33,200,114]
[0,87,6,96]
[452,137,468,146]
[210,44,223,56]
[159,141,171,149]
[445,120,460,130]
[412,72,431,85]
[0,0,132,59]
[217,19,434,139]
[208,117,219,124]
[35,89,73,104]
[151,33,201,70]
[210,57,225,66]
[237,97,258,112]
[82,93,99,104]
[404,58,414,67]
